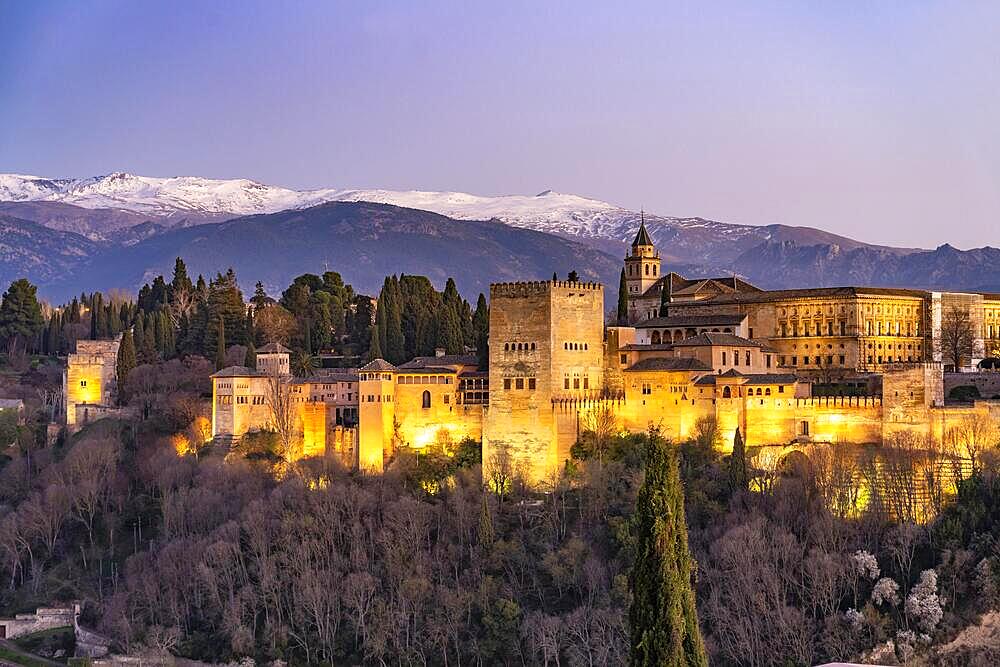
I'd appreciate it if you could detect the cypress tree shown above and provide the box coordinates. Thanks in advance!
[245,341,257,369]
[108,301,122,335]
[617,268,629,325]
[116,330,137,405]
[133,313,146,359]
[728,427,749,494]
[215,317,227,371]
[659,278,671,317]
[473,293,489,370]
[367,323,383,362]
[142,314,157,361]
[436,305,464,355]
[629,430,707,667]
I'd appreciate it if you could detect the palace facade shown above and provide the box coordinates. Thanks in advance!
[60,222,998,482]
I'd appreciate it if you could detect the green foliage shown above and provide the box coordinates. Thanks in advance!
[244,341,257,369]
[473,293,489,370]
[214,317,226,371]
[727,427,749,494]
[629,431,708,667]
[0,278,45,349]
[453,436,482,468]
[115,330,137,404]
[948,385,981,401]
[617,268,629,324]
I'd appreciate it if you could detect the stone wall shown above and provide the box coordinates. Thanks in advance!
[0,606,76,640]
[944,372,1000,399]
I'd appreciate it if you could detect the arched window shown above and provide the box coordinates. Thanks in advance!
[765,388,771,396]
[504,343,509,351]
[422,390,431,409]
[530,342,536,350]
[651,331,661,344]
[645,264,649,275]
[722,386,732,398]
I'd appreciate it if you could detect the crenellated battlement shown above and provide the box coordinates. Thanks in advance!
[490,279,604,298]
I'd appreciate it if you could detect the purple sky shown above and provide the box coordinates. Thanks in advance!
[2,1,998,249]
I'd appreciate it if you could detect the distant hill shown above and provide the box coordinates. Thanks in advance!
[36,201,621,302]
[0,215,100,287]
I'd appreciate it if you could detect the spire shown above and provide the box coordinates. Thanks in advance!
[632,210,653,247]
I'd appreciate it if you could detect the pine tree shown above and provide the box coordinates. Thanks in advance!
[617,268,629,325]
[170,257,193,297]
[629,430,707,667]
[116,330,137,405]
[0,279,45,351]
[215,317,227,371]
[728,427,749,494]
[473,293,489,370]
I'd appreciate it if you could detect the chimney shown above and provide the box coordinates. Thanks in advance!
[435,347,446,357]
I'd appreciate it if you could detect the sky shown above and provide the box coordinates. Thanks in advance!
[1,1,998,249]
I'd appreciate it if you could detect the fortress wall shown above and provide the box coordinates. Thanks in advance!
[945,372,1000,399]
[393,379,483,449]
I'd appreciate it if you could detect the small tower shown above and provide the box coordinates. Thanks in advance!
[357,359,397,473]
[624,213,661,300]
[257,342,291,377]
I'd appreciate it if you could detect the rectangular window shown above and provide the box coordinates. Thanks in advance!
[778,386,785,393]
[80,380,87,387]
[443,395,450,404]
[528,378,536,390]
[722,351,727,365]
[766,354,772,368]
[515,378,524,390]
[503,378,511,390]
[620,353,627,364]
[800,421,810,436]
[733,350,739,366]
[642,383,651,395]
[564,377,570,390]
[840,321,846,335]
[573,377,580,389]
[745,351,751,366]
[583,377,589,390]
[839,355,846,365]
[791,356,797,366]
[749,327,754,339]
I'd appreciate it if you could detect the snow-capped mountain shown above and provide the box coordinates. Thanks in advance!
[1,171,918,268]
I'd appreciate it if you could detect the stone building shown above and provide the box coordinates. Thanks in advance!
[624,220,1000,375]
[64,338,120,429]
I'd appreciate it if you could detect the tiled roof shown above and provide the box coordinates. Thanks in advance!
[635,314,745,328]
[624,357,713,372]
[396,366,458,374]
[744,373,798,385]
[258,342,292,354]
[672,333,764,348]
[640,273,763,300]
[398,354,478,369]
[673,285,928,306]
[620,344,675,351]
[211,366,262,378]
[632,220,653,247]
[359,359,397,372]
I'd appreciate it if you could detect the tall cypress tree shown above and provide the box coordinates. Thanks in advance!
[245,341,257,369]
[728,427,749,495]
[215,317,227,371]
[116,330,137,405]
[629,430,707,667]
[367,323,383,362]
[617,269,629,325]
[473,293,489,370]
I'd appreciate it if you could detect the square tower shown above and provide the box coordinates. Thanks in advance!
[484,280,605,483]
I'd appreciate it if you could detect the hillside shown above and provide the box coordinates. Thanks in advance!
[40,201,620,301]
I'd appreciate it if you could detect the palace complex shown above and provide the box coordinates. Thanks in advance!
[63,222,1000,483]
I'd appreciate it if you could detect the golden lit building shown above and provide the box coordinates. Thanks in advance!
[64,338,121,429]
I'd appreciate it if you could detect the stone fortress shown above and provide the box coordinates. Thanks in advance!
[64,222,1000,482]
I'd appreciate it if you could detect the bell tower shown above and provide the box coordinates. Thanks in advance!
[624,213,661,300]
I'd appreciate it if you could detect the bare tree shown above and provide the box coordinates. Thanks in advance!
[581,402,618,465]
[945,413,999,476]
[938,304,975,370]
[265,366,300,464]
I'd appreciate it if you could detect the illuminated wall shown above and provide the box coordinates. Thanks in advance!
[64,339,120,427]
[484,281,605,484]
